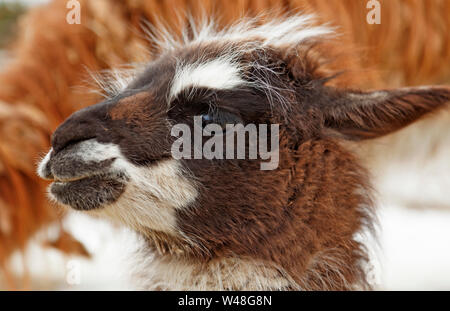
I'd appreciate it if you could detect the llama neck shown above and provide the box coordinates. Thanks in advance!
[137,139,374,290]
[134,254,297,290]
[280,138,374,289]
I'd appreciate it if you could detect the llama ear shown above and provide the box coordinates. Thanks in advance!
[321,86,450,140]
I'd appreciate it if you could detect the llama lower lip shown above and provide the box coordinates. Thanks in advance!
[54,175,87,183]
[50,173,127,211]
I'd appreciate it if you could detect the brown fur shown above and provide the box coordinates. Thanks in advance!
[168,138,374,290]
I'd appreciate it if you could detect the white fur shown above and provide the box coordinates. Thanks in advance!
[95,157,198,234]
[148,14,333,52]
[132,250,297,290]
[347,91,389,102]
[37,148,52,179]
[170,57,245,101]
[131,236,366,291]
[96,14,333,104]
[76,140,121,163]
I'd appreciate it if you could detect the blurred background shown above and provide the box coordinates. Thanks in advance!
[0,1,25,59]
[0,0,449,290]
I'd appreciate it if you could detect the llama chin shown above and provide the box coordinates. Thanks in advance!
[38,139,198,235]
[37,14,450,290]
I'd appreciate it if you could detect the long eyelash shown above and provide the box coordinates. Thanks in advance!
[207,101,219,116]
[168,87,219,114]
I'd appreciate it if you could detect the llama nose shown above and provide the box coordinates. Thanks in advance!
[51,105,107,154]
[51,120,97,154]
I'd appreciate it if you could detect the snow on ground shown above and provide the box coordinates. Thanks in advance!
[2,214,137,290]
[377,204,450,290]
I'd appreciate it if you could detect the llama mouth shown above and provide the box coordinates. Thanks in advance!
[49,171,128,211]
[53,175,90,183]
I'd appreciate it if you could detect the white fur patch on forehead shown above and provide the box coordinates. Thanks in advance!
[148,14,333,53]
[169,57,245,101]
[92,14,332,102]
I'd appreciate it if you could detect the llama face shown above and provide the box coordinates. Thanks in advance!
[38,16,449,283]
[36,42,294,236]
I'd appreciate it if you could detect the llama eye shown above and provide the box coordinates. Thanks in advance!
[201,110,242,131]
[201,113,215,124]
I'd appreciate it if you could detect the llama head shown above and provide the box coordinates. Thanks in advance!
[37,15,449,289]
